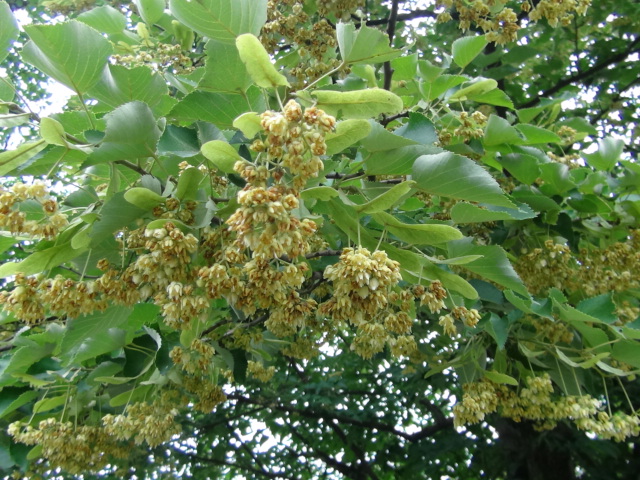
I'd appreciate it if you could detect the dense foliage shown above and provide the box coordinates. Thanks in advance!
[0,0,639,478]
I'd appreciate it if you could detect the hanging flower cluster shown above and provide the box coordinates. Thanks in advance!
[453,374,640,441]
[0,181,68,239]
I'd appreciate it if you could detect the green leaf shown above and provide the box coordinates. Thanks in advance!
[538,163,575,195]
[337,23,402,65]
[22,21,112,94]
[33,395,67,414]
[511,186,560,213]
[484,370,518,386]
[576,294,617,324]
[360,121,419,152]
[365,145,438,175]
[355,181,415,214]
[497,153,541,185]
[176,167,205,200]
[201,140,241,173]
[585,137,624,171]
[449,78,497,102]
[450,202,536,223]
[0,390,38,420]
[612,340,640,369]
[393,112,437,144]
[169,88,265,129]
[86,101,162,165]
[110,384,153,407]
[134,0,166,25]
[325,119,372,155]
[60,306,132,364]
[158,125,200,157]
[596,361,635,377]
[124,187,166,210]
[0,236,17,255]
[484,313,509,349]
[300,186,339,201]
[89,191,148,246]
[232,112,262,138]
[470,89,514,109]
[0,140,48,176]
[421,74,467,101]
[2,343,56,376]
[372,212,463,245]
[89,65,168,110]
[0,1,18,63]
[169,0,267,44]
[305,88,403,119]
[19,147,86,177]
[40,117,67,147]
[483,115,523,147]
[0,242,86,278]
[515,124,561,144]
[449,239,528,296]
[412,152,514,208]
[0,113,31,128]
[199,40,251,93]
[452,35,488,69]
[77,5,127,34]
[236,33,289,88]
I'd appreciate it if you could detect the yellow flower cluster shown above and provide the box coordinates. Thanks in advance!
[453,111,488,142]
[437,1,520,44]
[437,0,591,43]
[530,316,574,344]
[454,374,640,440]
[0,181,68,239]
[516,234,640,305]
[261,1,353,86]
[248,360,277,382]
[438,306,482,337]
[318,247,418,359]
[528,0,591,27]
[102,390,184,447]
[113,42,194,74]
[8,418,130,474]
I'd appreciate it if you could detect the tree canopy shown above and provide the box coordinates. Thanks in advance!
[0,0,639,479]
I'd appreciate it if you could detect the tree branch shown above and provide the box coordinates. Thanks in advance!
[305,249,342,259]
[114,160,151,177]
[383,0,400,91]
[365,9,436,26]
[287,423,360,479]
[170,445,286,479]
[328,420,380,480]
[518,37,640,109]
[227,394,453,442]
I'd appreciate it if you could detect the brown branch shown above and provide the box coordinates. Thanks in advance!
[170,445,286,479]
[518,37,640,109]
[380,111,409,126]
[325,170,364,180]
[365,9,436,26]
[305,249,342,259]
[114,160,151,177]
[328,420,380,480]
[227,394,453,442]
[590,76,640,124]
[383,0,400,91]
[287,424,359,479]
